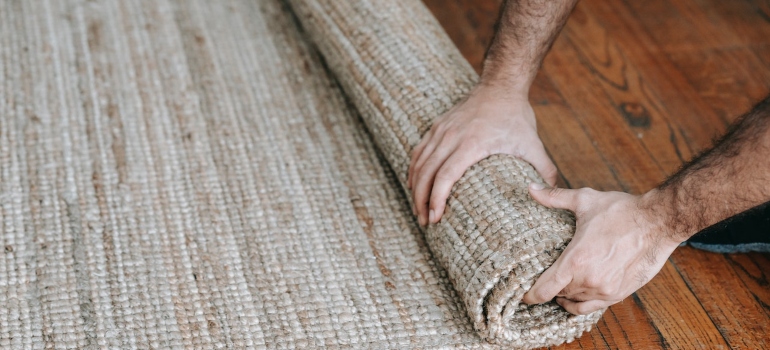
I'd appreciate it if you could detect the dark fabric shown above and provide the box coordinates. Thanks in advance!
[687,201,770,253]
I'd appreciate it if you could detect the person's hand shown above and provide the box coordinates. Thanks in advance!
[407,84,557,226]
[521,184,681,315]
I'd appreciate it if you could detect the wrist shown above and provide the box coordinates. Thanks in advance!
[479,55,534,98]
[463,84,536,128]
[478,68,532,98]
[637,189,690,246]
[468,81,529,107]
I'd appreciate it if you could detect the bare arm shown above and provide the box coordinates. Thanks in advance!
[522,96,770,315]
[648,97,770,240]
[482,0,579,94]
[408,0,579,226]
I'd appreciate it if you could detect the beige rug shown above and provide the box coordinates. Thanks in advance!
[0,0,601,348]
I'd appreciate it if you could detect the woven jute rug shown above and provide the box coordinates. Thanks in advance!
[0,0,601,348]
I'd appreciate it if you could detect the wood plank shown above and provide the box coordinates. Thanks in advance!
[422,0,504,73]
[596,300,666,350]
[638,263,730,349]
[726,253,770,319]
[580,1,730,149]
[622,0,751,51]
[542,30,668,192]
[554,299,666,350]
[754,44,770,71]
[559,6,695,175]
[530,72,624,191]
[692,0,770,46]
[615,0,770,120]
[670,247,770,348]
[666,47,770,122]
[451,0,502,59]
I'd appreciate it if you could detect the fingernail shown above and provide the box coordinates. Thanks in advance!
[530,183,545,191]
[418,215,426,226]
[429,209,435,223]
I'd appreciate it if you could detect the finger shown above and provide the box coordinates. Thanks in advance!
[411,141,441,225]
[522,261,572,305]
[411,131,444,186]
[526,143,559,187]
[428,149,480,224]
[413,142,458,225]
[555,297,613,315]
[409,132,441,217]
[408,128,434,189]
[557,291,595,304]
[556,285,585,298]
[528,184,580,212]
[410,138,442,196]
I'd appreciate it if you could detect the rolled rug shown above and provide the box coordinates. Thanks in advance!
[286,0,605,347]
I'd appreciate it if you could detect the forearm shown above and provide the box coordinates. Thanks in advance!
[642,96,770,242]
[481,0,579,94]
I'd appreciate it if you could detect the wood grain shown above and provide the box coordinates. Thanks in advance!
[671,247,770,348]
[423,0,770,348]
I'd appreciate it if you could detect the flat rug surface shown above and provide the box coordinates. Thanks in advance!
[0,0,484,348]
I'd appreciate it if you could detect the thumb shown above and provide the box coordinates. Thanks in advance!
[528,183,579,211]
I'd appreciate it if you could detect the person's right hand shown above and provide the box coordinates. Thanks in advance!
[521,185,679,315]
[408,84,557,226]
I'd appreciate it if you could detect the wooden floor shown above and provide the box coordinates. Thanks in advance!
[423,0,770,348]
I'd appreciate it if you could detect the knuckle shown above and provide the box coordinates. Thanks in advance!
[442,128,457,139]
[574,188,593,205]
[427,158,446,175]
[597,285,616,297]
[430,197,447,211]
[568,254,587,270]
[429,184,449,200]
[580,187,597,196]
[434,169,455,182]
[459,138,481,152]
[437,162,470,183]
[552,269,570,286]
[548,187,564,199]
[413,192,426,207]
[411,170,422,185]
[413,162,427,178]
[410,146,424,159]
[544,165,558,178]
[438,162,465,180]
[533,288,552,303]
[563,303,580,315]
[583,275,603,289]
[575,304,592,315]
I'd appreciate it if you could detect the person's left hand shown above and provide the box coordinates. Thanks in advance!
[521,184,681,315]
[407,84,557,227]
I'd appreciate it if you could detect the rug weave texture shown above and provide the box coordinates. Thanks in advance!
[288,0,604,346]
[0,0,600,348]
